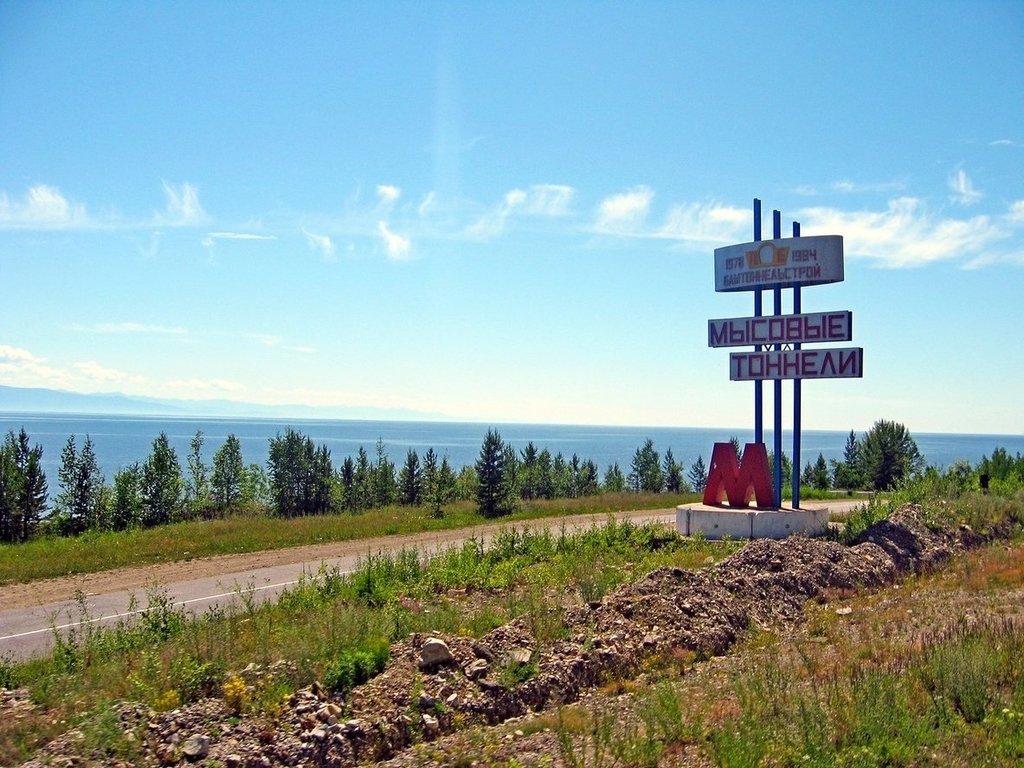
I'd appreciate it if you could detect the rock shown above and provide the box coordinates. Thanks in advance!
[507,647,532,665]
[464,658,490,680]
[835,606,852,615]
[422,713,440,738]
[181,733,210,761]
[418,692,440,710]
[420,637,454,669]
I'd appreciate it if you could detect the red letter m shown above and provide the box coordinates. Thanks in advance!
[702,442,775,508]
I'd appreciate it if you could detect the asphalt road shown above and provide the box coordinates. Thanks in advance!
[0,501,862,661]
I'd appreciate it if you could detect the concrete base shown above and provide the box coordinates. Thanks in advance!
[676,503,829,540]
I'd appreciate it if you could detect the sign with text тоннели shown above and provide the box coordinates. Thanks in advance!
[714,235,844,293]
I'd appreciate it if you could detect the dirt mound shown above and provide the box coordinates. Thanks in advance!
[15,504,981,767]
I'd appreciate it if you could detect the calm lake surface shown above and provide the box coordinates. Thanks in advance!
[2,413,1022,487]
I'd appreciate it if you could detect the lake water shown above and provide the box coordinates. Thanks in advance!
[2,413,1022,489]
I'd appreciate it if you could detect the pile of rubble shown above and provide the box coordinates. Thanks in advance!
[14,504,981,767]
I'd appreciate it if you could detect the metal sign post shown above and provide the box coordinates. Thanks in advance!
[707,198,861,511]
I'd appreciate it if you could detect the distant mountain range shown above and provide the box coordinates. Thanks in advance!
[0,384,446,422]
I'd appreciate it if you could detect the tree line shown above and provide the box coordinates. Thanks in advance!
[2,418,1015,543]
[0,426,710,542]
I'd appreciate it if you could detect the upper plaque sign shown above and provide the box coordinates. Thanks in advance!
[713,235,844,292]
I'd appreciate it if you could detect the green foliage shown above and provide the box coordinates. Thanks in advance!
[211,433,245,509]
[324,639,390,695]
[55,434,105,535]
[475,429,517,518]
[0,429,48,543]
[859,419,923,491]
[110,463,142,531]
[687,455,707,495]
[267,428,333,517]
[141,432,184,526]
[662,448,685,493]
[602,462,626,493]
[629,438,663,493]
[398,448,421,506]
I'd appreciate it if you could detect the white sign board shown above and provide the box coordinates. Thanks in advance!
[729,347,864,381]
[714,235,844,292]
[708,310,852,348]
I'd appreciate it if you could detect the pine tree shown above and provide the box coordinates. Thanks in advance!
[475,429,508,518]
[663,448,683,493]
[398,449,421,506]
[687,456,707,494]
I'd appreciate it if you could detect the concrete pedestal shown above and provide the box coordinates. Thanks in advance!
[676,503,829,540]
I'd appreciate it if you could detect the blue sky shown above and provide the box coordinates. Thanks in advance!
[1,1,1022,435]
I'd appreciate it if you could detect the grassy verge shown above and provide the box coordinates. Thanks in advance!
[0,516,732,766]
[0,491,695,585]
[535,491,1024,768]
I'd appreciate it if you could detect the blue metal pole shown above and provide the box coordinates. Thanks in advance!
[753,199,763,446]
[773,209,783,509]
[792,220,802,509]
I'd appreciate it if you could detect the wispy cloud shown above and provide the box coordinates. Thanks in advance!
[0,184,89,229]
[245,333,315,354]
[0,181,209,231]
[80,322,188,335]
[990,138,1022,148]
[205,231,277,241]
[948,168,982,205]
[594,186,654,234]
[73,360,142,384]
[418,192,436,217]
[832,178,907,194]
[466,184,575,239]
[797,197,1020,268]
[303,228,335,260]
[657,201,749,244]
[376,184,401,204]
[378,221,412,260]
[165,378,246,396]
[157,181,207,225]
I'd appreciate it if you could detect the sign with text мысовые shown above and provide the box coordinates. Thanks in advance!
[714,235,843,292]
[708,310,852,348]
[729,347,863,381]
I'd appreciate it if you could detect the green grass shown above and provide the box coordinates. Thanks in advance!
[0,516,730,766]
[0,491,695,585]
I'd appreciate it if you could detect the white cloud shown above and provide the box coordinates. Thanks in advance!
[594,186,654,234]
[84,322,188,335]
[0,184,89,229]
[0,344,71,387]
[377,184,401,204]
[948,168,982,205]
[797,197,1012,268]
[378,221,412,260]
[990,138,1022,147]
[73,360,137,383]
[832,178,907,194]
[658,201,748,244]
[165,378,246,395]
[206,231,277,241]
[418,192,436,217]
[465,184,576,239]
[159,181,207,225]
[1008,200,1024,223]
[303,228,336,260]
